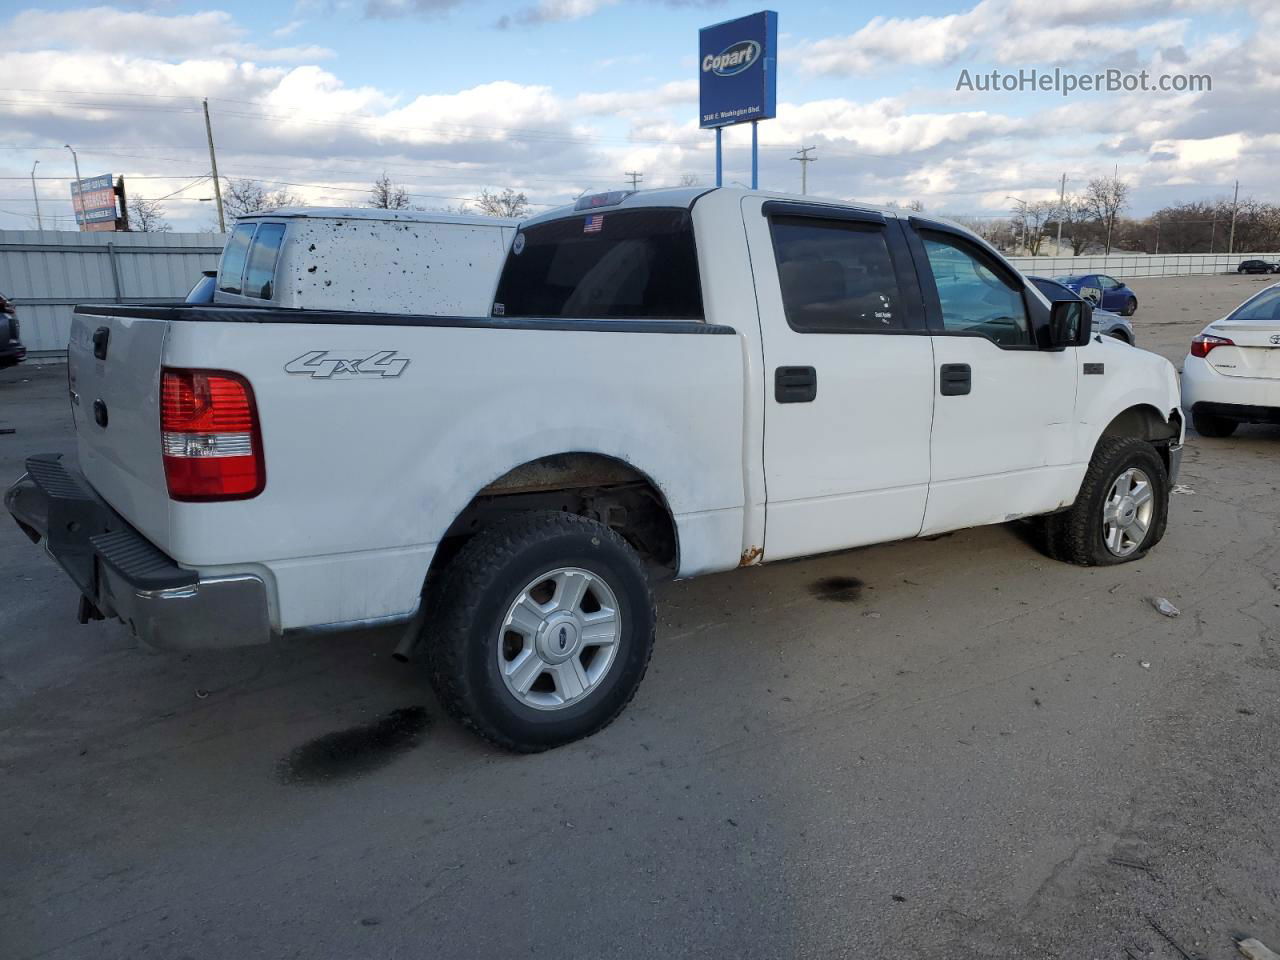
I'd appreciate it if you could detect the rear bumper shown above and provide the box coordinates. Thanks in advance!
[1182,354,1280,414]
[0,341,25,368]
[5,454,272,650]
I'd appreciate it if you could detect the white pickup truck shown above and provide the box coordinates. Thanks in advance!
[6,187,1183,752]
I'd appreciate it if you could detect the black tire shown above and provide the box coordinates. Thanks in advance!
[1122,297,1137,316]
[1042,436,1169,566]
[1192,409,1238,438]
[424,512,655,753]
[1107,331,1130,344]
[1238,266,1246,274]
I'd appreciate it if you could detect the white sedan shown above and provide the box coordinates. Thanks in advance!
[1182,282,1280,437]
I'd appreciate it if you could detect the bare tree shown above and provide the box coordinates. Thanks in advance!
[127,197,172,233]
[221,179,302,221]
[906,199,925,212]
[1084,176,1130,255]
[369,172,411,209]
[474,187,530,219]
[1012,200,1055,256]
[1055,196,1096,255]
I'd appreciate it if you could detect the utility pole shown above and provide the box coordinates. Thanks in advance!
[625,171,643,191]
[203,98,226,233]
[64,144,82,230]
[1056,172,1068,254]
[1227,179,1239,255]
[30,161,42,231]
[792,146,816,195]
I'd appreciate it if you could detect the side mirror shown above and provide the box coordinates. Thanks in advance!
[1049,300,1093,348]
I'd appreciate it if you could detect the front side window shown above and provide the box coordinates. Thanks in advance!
[493,209,702,320]
[921,233,1032,347]
[242,223,286,300]
[217,223,256,296]
[769,217,903,333]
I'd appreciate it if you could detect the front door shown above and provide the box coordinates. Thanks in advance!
[904,222,1079,534]
[745,199,936,561]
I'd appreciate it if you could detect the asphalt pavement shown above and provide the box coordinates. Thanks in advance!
[1,273,1278,959]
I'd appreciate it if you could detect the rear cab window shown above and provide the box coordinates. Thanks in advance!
[493,209,703,319]
[217,221,286,301]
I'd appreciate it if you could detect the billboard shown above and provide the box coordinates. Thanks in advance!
[699,11,777,129]
[70,174,118,230]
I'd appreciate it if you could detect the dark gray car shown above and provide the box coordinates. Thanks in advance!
[0,291,26,369]
[1029,275,1135,344]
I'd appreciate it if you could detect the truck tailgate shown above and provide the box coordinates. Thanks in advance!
[68,308,171,548]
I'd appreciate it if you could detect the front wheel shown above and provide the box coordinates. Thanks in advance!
[1041,437,1169,566]
[1122,297,1137,316]
[424,512,656,752]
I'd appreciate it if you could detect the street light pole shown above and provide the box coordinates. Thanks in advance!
[30,161,42,231]
[64,144,83,230]
[1056,173,1068,254]
[1007,195,1027,254]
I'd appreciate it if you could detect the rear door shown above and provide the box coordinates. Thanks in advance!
[1205,285,1280,380]
[904,220,1078,534]
[746,199,936,561]
[68,309,171,547]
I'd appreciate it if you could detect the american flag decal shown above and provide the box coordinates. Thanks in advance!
[584,213,604,233]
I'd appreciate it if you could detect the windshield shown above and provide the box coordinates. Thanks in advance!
[493,208,703,320]
[1030,277,1077,301]
[1228,286,1280,323]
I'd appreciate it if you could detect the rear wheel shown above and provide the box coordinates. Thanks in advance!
[1042,437,1169,566]
[424,512,655,752]
[1192,408,1238,438]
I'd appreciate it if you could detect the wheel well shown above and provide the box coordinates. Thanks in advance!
[426,453,679,585]
[1100,405,1182,471]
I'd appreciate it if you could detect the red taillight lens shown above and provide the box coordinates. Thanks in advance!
[161,368,264,501]
[1190,333,1234,359]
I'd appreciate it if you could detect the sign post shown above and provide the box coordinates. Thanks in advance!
[699,10,777,188]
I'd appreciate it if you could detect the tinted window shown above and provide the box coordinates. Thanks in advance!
[922,233,1032,347]
[1030,277,1078,302]
[769,217,903,333]
[217,223,255,296]
[243,223,286,300]
[493,210,702,320]
[1098,275,1120,290]
[1230,287,1280,322]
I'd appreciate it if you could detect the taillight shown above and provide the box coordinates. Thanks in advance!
[1190,333,1234,358]
[160,368,264,501]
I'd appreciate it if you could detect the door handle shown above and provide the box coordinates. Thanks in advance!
[939,363,971,396]
[92,327,110,361]
[775,366,817,403]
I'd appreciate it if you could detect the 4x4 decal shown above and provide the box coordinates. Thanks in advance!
[285,350,409,379]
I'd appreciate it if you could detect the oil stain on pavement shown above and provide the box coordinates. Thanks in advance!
[809,576,864,603]
[277,706,430,785]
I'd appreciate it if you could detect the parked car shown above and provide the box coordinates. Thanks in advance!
[1181,281,1280,436]
[1055,273,1138,316]
[184,270,217,304]
[0,291,26,369]
[6,187,1184,752]
[214,207,517,316]
[1236,259,1279,275]
[1028,276,1135,344]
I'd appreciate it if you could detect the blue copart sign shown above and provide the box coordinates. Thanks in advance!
[699,10,777,130]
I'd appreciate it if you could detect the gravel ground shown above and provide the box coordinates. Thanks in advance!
[1,273,1277,960]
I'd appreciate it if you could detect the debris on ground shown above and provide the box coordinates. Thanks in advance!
[1173,484,1196,495]
[1140,661,1151,669]
[1151,597,1180,618]
[1237,938,1280,960]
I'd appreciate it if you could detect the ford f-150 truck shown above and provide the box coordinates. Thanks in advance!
[6,187,1184,752]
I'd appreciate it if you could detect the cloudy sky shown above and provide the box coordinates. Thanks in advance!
[1,0,1277,231]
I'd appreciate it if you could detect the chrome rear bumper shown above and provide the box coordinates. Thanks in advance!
[5,454,272,650]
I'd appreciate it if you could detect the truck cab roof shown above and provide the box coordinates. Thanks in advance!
[236,207,519,228]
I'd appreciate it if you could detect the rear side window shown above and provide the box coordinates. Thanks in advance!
[217,223,255,296]
[243,223,286,300]
[769,217,903,333]
[1230,287,1280,322]
[493,209,703,320]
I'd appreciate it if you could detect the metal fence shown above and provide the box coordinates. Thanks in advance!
[0,230,226,356]
[1007,251,1280,280]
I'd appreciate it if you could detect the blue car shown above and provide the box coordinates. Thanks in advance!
[1054,273,1138,316]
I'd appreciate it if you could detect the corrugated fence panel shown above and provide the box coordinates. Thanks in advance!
[0,230,226,354]
[1008,252,1280,279]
